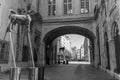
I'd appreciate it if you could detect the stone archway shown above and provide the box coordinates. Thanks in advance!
[43,26,95,45]
[42,26,95,65]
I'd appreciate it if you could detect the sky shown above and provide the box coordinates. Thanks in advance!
[67,34,85,49]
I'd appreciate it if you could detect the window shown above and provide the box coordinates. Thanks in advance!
[80,0,89,13]
[48,0,56,16]
[0,41,10,63]
[111,22,119,38]
[64,0,72,14]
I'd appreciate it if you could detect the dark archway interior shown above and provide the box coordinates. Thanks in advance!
[43,26,95,45]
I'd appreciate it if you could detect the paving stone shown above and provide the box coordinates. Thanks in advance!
[0,62,118,80]
[44,62,118,80]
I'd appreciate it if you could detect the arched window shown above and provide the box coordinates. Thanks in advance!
[111,22,119,39]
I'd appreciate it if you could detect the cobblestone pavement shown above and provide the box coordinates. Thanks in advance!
[44,62,117,80]
[0,61,118,80]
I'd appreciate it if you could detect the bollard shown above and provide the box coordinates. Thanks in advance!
[38,67,45,80]
[58,61,60,64]
[66,60,68,64]
[28,67,38,80]
[9,67,21,80]
[63,61,65,64]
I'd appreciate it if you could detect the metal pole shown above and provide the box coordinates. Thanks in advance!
[9,23,21,80]
[27,25,35,67]
[27,19,38,80]
[9,30,16,67]
[9,32,16,68]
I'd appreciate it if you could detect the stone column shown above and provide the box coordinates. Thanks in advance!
[38,42,45,66]
[94,39,100,68]
[37,42,45,80]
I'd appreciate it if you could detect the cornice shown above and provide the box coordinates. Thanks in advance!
[43,16,95,24]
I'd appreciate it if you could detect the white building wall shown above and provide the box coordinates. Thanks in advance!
[0,0,20,72]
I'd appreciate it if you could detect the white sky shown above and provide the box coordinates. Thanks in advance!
[67,34,85,49]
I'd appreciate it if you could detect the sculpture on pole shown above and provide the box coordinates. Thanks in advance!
[8,9,34,67]
[8,9,39,80]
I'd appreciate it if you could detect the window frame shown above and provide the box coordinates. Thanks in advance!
[63,0,73,15]
[80,0,89,14]
[48,0,56,16]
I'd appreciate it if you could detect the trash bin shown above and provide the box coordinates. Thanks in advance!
[9,67,21,80]
[38,66,45,80]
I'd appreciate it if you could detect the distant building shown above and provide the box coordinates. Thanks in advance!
[71,47,77,60]
[80,37,90,61]
[83,38,90,61]
[76,49,81,60]
[80,45,84,60]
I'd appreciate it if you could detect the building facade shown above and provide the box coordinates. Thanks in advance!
[82,37,90,61]
[80,45,85,60]
[93,0,120,79]
[40,0,96,66]
[1,1,120,79]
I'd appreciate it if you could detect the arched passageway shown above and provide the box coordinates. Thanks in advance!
[43,26,95,45]
[42,26,95,65]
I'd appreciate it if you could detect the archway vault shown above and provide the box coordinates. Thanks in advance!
[43,26,95,45]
